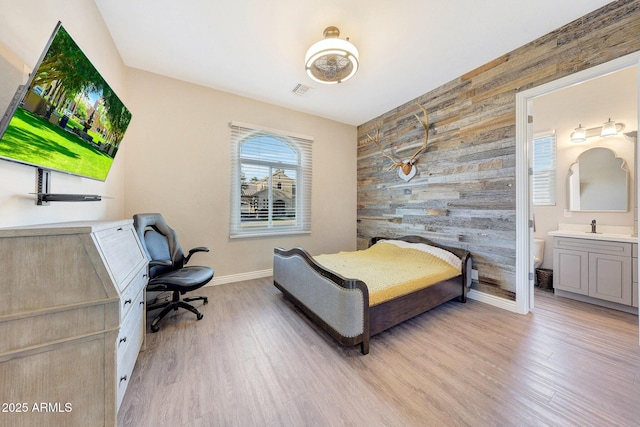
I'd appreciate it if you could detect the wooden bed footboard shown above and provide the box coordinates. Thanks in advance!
[273,247,371,353]
[273,236,472,355]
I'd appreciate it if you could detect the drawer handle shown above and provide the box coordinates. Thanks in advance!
[124,299,132,305]
[120,375,127,383]
[117,227,123,231]
[119,337,127,344]
[139,301,145,306]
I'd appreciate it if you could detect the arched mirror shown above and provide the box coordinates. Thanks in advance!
[568,147,629,211]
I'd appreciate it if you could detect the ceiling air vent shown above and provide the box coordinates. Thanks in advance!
[292,83,314,96]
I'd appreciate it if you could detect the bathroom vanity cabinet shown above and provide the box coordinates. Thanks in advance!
[552,236,637,313]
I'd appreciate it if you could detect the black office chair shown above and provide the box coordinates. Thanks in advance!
[133,213,214,332]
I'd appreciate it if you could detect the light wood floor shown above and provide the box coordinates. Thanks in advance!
[118,279,640,427]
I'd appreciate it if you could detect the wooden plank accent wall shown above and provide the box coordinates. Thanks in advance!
[357,0,640,300]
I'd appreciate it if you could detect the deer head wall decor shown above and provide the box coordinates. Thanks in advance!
[367,103,430,182]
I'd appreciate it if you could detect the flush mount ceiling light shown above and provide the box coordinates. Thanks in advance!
[570,119,625,142]
[305,26,359,85]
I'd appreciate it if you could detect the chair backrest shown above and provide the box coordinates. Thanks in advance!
[133,213,186,278]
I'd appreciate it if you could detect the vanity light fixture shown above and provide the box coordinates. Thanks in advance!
[600,118,618,137]
[569,119,625,142]
[305,26,359,84]
[570,124,586,142]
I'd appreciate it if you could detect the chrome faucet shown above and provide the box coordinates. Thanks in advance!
[591,219,597,233]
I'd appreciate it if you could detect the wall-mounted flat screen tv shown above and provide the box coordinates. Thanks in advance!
[0,22,132,181]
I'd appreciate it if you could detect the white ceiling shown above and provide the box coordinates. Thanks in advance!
[94,0,614,126]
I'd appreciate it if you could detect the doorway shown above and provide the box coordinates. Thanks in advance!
[515,51,640,343]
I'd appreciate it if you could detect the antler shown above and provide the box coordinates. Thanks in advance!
[408,103,430,167]
[367,104,430,177]
[367,123,404,172]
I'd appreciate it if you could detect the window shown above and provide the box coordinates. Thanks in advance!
[230,122,312,237]
[532,131,556,206]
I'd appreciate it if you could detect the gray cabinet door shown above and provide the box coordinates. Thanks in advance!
[554,248,588,295]
[589,252,632,305]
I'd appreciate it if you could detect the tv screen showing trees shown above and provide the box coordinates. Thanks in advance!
[0,23,132,181]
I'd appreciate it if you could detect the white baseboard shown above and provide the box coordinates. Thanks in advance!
[467,289,517,313]
[206,269,273,286]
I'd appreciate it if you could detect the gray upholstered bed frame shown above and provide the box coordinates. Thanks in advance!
[273,235,472,354]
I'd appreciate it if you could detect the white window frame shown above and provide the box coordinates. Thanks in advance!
[229,121,312,238]
[532,130,557,206]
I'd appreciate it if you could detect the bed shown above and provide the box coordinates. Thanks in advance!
[273,235,472,354]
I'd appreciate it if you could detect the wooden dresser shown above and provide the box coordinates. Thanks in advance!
[0,220,148,427]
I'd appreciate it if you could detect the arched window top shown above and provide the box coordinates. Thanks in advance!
[240,134,298,166]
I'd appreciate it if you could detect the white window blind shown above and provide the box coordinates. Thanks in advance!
[229,122,312,238]
[532,131,556,206]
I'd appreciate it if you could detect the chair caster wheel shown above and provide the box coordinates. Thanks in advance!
[197,313,204,320]
[203,298,209,305]
[151,324,159,333]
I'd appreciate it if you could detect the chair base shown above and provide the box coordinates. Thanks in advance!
[147,291,208,332]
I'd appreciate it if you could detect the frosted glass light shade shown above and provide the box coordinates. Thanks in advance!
[570,124,586,142]
[600,118,618,137]
[305,27,359,84]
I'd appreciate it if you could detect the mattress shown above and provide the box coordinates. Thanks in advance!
[313,240,462,306]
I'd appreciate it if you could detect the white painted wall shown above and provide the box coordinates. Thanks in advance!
[123,69,357,278]
[0,0,128,226]
[532,66,638,269]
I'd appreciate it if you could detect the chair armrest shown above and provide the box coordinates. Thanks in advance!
[184,246,210,264]
[149,259,173,267]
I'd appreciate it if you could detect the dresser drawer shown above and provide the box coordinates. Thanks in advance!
[116,289,145,409]
[119,267,148,322]
[117,288,145,362]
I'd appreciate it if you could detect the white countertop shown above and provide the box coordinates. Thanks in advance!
[548,223,637,243]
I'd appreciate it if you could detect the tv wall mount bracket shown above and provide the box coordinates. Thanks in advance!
[34,168,102,205]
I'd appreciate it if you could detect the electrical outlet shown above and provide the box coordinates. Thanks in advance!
[471,269,479,280]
